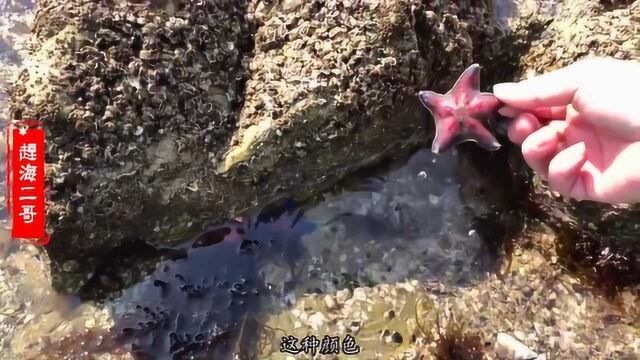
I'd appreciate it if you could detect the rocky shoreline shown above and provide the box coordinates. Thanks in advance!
[7,0,532,294]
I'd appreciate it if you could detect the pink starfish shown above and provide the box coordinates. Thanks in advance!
[418,64,503,153]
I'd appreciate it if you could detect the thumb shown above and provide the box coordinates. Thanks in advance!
[493,59,596,109]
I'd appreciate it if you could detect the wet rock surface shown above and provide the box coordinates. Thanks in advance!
[0,229,128,360]
[0,0,639,359]
[10,0,257,293]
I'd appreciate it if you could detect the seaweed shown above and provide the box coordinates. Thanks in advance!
[433,316,484,360]
[414,297,485,360]
[528,186,640,298]
[554,223,639,299]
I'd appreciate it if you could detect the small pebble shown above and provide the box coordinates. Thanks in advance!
[495,333,538,360]
[352,288,367,302]
[323,295,337,310]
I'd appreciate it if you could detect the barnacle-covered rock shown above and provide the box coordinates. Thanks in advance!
[222,0,477,174]
[514,0,640,74]
[9,0,505,294]
[10,0,255,293]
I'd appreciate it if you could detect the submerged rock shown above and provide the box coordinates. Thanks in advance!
[263,247,640,360]
[108,200,315,359]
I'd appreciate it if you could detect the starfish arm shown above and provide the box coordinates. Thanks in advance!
[451,63,481,105]
[467,92,503,116]
[418,91,454,119]
[460,116,501,151]
[431,115,460,153]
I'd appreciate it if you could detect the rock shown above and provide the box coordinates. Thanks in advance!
[495,333,538,360]
[516,0,640,74]
[8,0,510,295]
[263,246,639,359]
[384,309,396,320]
[307,312,328,331]
[0,228,122,359]
[265,281,422,359]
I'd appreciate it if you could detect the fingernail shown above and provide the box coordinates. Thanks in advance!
[493,82,517,94]
[498,106,518,117]
[574,141,587,155]
[536,137,558,151]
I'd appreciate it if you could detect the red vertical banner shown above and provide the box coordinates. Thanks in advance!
[6,121,49,244]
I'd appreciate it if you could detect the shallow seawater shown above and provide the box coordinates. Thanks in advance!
[108,201,316,359]
[74,146,516,360]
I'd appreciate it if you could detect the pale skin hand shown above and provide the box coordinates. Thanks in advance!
[493,57,640,204]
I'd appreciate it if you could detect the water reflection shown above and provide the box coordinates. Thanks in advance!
[109,200,316,359]
[97,146,522,359]
[295,148,510,294]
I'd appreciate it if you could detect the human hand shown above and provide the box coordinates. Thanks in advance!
[493,57,640,204]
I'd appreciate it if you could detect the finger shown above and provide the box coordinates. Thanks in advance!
[493,60,595,109]
[498,105,566,122]
[548,142,588,199]
[590,142,640,204]
[508,112,541,145]
[530,106,567,121]
[573,84,640,138]
[521,121,568,178]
